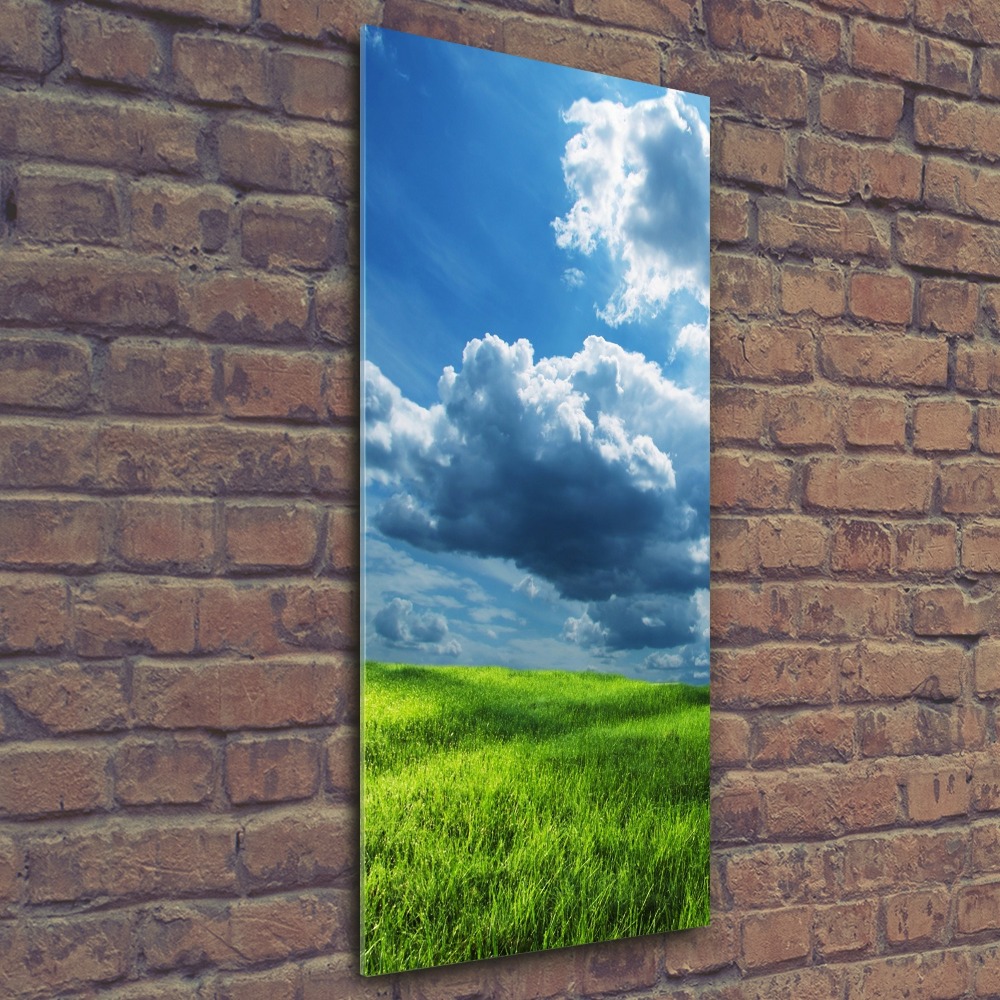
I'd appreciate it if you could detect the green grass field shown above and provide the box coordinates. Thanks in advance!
[361,661,710,976]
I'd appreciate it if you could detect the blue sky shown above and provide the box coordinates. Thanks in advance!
[361,27,710,683]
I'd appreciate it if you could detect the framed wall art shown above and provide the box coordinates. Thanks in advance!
[360,25,711,976]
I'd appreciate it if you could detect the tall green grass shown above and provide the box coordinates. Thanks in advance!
[361,661,710,975]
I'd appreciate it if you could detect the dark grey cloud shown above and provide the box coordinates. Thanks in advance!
[373,597,460,656]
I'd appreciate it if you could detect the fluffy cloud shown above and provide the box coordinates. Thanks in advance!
[552,91,709,327]
[365,334,708,653]
[373,597,461,656]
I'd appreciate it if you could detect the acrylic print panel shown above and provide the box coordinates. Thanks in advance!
[361,25,710,977]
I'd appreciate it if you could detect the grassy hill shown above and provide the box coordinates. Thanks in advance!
[361,661,710,975]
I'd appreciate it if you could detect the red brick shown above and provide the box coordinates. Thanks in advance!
[572,0,693,35]
[814,900,876,958]
[798,582,903,640]
[796,135,859,203]
[885,889,951,946]
[226,737,320,804]
[755,516,827,572]
[325,507,359,576]
[712,784,763,842]
[711,318,813,383]
[941,462,1000,514]
[1,661,126,732]
[851,18,918,81]
[0,90,200,174]
[173,33,270,107]
[901,211,1000,277]
[976,640,1000,696]
[926,157,1000,226]
[758,198,890,262]
[963,521,1000,573]
[956,343,1000,395]
[662,918,736,975]
[919,277,980,335]
[315,268,357,346]
[711,583,797,642]
[712,254,775,317]
[108,0,251,25]
[818,0,907,17]
[916,95,1000,161]
[804,457,934,514]
[849,271,914,326]
[975,943,1000,996]
[769,392,839,449]
[259,0,380,44]
[906,766,972,822]
[852,950,970,999]
[0,572,69,652]
[577,936,659,995]
[16,165,121,243]
[0,744,111,818]
[859,701,964,757]
[780,264,845,318]
[896,522,958,574]
[0,499,104,568]
[926,36,975,95]
[712,387,769,446]
[916,0,1000,45]
[982,50,1000,100]
[667,48,808,122]
[984,287,1000,337]
[241,196,342,270]
[114,738,216,805]
[25,820,236,903]
[218,118,355,200]
[706,0,840,66]
[273,50,354,123]
[73,576,198,657]
[712,517,755,574]
[844,395,906,448]
[0,0,58,73]
[973,762,1000,812]
[712,188,750,243]
[323,351,357,419]
[1,250,181,330]
[225,503,321,570]
[838,640,964,702]
[820,78,904,139]
[742,967,844,1000]
[752,709,853,767]
[820,331,948,388]
[959,883,1000,934]
[831,519,891,575]
[913,585,999,636]
[712,712,750,767]
[211,966,302,1000]
[504,17,659,84]
[0,334,91,409]
[725,842,840,908]
[64,5,164,88]
[132,655,347,730]
[325,726,358,794]
[914,399,973,452]
[845,829,965,894]
[107,339,214,415]
[715,121,786,188]
[982,406,1000,454]
[712,645,836,708]
[141,893,346,971]
[742,906,812,969]
[861,145,924,202]
[130,179,233,254]
[222,348,324,421]
[0,914,132,996]
[711,453,794,510]
[184,271,310,342]
[118,498,215,572]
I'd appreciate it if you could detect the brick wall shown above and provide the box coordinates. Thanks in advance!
[1,0,999,996]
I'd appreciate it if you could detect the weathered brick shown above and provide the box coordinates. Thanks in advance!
[504,17,659,84]
[852,949,970,999]
[711,318,813,383]
[780,264,844,318]
[325,725,358,794]
[860,702,969,757]
[913,585,999,636]
[940,462,1000,514]
[184,271,310,342]
[225,737,320,804]
[851,18,918,81]
[885,889,951,946]
[130,180,233,254]
[715,121,785,189]
[844,396,906,448]
[973,761,1000,812]
[758,199,891,262]
[576,936,659,994]
[325,507,359,575]
[225,503,322,570]
[105,0,251,25]
[114,738,216,805]
[712,188,750,244]
[755,516,827,572]
[984,287,1000,338]
[799,582,903,640]
[706,0,840,66]
[861,145,924,203]
[963,521,1000,573]
[982,49,1000,101]
[925,157,1000,226]
[2,661,127,732]
[711,453,794,510]
[742,906,813,969]
[0,90,200,174]
[662,918,737,976]
[107,339,214,415]
[725,842,840,908]
[711,583,798,642]
[16,166,121,243]
[804,457,934,514]
[849,271,914,326]
[713,517,756,574]
[976,640,1000,696]
[712,254,775,317]
[222,348,324,421]
[0,499,104,568]
[259,0,380,44]
[0,572,69,652]
[0,0,59,74]
[273,50,354,123]
[906,766,972,822]
[915,0,1000,45]
[820,78,905,139]
[0,334,91,409]
[916,95,1000,161]
[210,966,302,1000]
[118,498,215,572]
[712,784,763,842]
[814,900,876,958]
[926,36,975,95]
[712,712,750,767]
[981,405,1000,454]
[667,47,808,122]
[838,640,964,703]
[752,709,853,767]
[132,655,347,730]
[844,829,966,894]
[173,33,270,107]
[572,0,693,35]
[218,118,355,200]
[956,343,1000,396]
[958,883,1000,934]
[919,277,980,334]
[712,645,836,708]
[241,196,342,270]
[796,134,859,203]
[819,0,907,16]
[820,331,948,388]
[64,5,164,88]
[896,522,958,574]
[0,744,111,818]
[742,967,844,1000]
[831,519,891,575]
[914,399,973,452]
[769,391,839,449]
